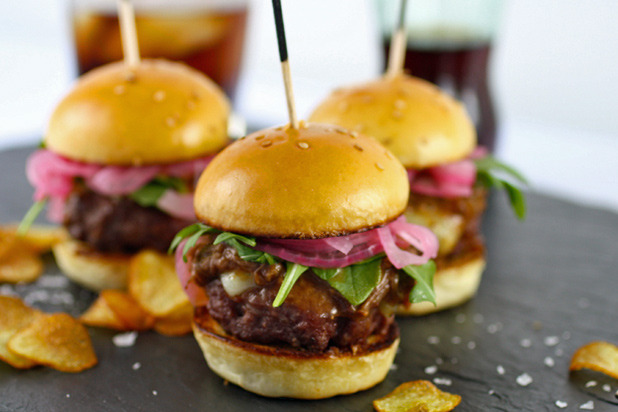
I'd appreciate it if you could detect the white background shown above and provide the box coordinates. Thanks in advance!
[1,0,617,211]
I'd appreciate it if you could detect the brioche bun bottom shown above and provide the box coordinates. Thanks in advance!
[52,239,130,291]
[192,314,399,399]
[397,257,486,316]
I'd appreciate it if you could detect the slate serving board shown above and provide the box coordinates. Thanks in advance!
[1,146,617,412]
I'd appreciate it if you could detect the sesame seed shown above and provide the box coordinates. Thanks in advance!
[497,365,505,375]
[375,162,385,171]
[165,117,177,127]
[544,336,560,347]
[544,357,555,367]
[520,338,532,348]
[579,400,594,410]
[153,90,166,102]
[113,85,126,95]
[191,90,201,100]
[424,365,438,375]
[353,144,364,152]
[297,141,310,150]
[255,135,265,140]
[555,400,568,409]
[516,373,533,387]
[350,131,359,138]
[261,140,272,148]
[585,381,597,388]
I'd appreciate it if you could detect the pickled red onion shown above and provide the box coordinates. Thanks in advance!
[157,190,195,220]
[175,239,208,307]
[254,216,438,269]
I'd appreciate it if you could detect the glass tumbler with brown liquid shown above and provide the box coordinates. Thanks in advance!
[71,0,248,101]
[377,0,504,152]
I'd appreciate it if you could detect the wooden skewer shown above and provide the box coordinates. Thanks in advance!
[271,0,299,129]
[117,0,141,68]
[386,0,409,78]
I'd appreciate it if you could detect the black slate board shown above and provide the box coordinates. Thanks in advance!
[1,145,617,412]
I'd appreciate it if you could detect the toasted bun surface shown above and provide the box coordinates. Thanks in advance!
[309,74,476,169]
[194,122,409,238]
[46,59,230,165]
[397,256,485,316]
[52,240,130,291]
[193,314,399,399]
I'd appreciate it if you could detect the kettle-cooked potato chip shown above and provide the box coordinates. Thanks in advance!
[79,294,128,331]
[0,296,44,369]
[97,290,155,331]
[373,380,461,412]
[570,341,618,380]
[153,301,193,336]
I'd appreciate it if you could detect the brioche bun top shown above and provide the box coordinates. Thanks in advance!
[194,122,409,238]
[309,74,476,169]
[46,59,230,165]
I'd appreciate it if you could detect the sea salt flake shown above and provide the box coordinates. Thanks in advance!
[467,341,476,350]
[66,394,70,398]
[113,332,138,347]
[427,336,440,345]
[497,365,505,375]
[544,357,555,367]
[132,362,141,371]
[602,384,611,392]
[424,365,438,375]
[555,400,568,408]
[38,275,70,288]
[516,373,533,387]
[520,338,532,348]
[585,381,597,388]
[433,378,452,386]
[389,364,398,371]
[488,389,495,395]
[0,285,17,296]
[579,400,594,410]
[544,336,560,347]
[152,390,158,396]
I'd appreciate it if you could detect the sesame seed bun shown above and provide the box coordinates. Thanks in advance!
[46,59,230,165]
[192,312,399,399]
[309,74,476,169]
[194,122,410,238]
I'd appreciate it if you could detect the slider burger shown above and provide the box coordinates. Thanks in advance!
[310,74,526,315]
[170,122,439,398]
[22,59,230,291]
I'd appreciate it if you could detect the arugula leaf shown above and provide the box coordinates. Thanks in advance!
[475,155,528,220]
[17,199,47,235]
[402,261,437,305]
[168,222,218,261]
[130,176,188,208]
[273,262,308,307]
[214,232,257,247]
[316,259,382,306]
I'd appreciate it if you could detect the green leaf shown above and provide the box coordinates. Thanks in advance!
[475,155,528,220]
[169,223,211,254]
[402,261,437,305]
[214,232,257,247]
[130,176,189,208]
[273,262,308,307]
[313,267,340,281]
[325,259,382,306]
[17,199,47,236]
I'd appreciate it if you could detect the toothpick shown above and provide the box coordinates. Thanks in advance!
[117,0,141,68]
[271,0,299,129]
[386,0,408,78]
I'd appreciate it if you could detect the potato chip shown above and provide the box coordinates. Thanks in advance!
[373,380,462,412]
[153,301,193,336]
[570,341,618,379]
[99,290,155,331]
[128,250,189,317]
[7,313,97,373]
[0,247,43,284]
[0,296,44,369]
[3,224,68,254]
[79,294,128,331]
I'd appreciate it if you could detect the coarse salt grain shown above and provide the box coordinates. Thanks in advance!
[427,336,440,345]
[544,336,560,347]
[497,365,505,375]
[424,365,438,375]
[520,338,532,348]
[433,378,452,386]
[132,362,141,371]
[152,390,158,396]
[585,381,597,388]
[579,400,594,410]
[467,341,476,350]
[544,357,555,367]
[113,332,138,347]
[0,285,16,296]
[38,275,70,288]
[389,363,398,371]
[66,394,70,398]
[488,389,495,395]
[602,384,611,392]
[516,373,533,387]
[555,400,568,409]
